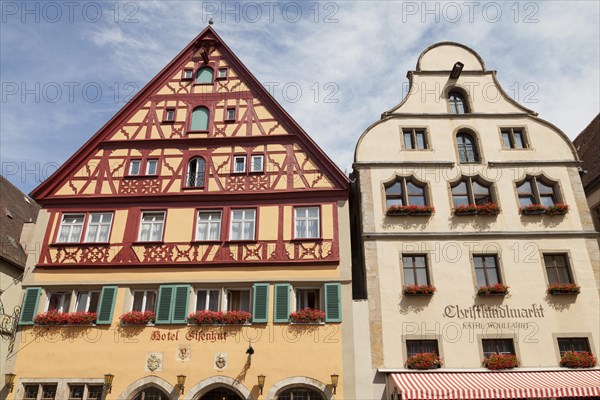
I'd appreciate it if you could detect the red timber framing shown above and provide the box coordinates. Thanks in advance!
[30,26,349,269]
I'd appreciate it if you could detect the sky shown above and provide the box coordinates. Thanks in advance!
[1,0,599,195]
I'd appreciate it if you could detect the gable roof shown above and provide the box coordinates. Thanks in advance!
[31,26,348,201]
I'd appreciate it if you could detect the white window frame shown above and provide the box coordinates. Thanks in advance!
[146,159,159,175]
[46,291,72,313]
[294,287,321,311]
[196,289,221,312]
[294,207,320,239]
[183,69,193,79]
[138,211,166,242]
[233,156,246,173]
[83,212,113,243]
[129,159,141,176]
[57,213,85,243]
[195,211,222,241]
[131,290,158,312]
[74,290,100,313]
[229,209,256,241]
[250,155,264,173]
[218,68,228,79]
[225,288,252,312]
[165,109,175,122]
[226,108,236,121]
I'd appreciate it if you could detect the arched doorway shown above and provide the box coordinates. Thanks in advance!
[133,387,171,400]
[200,387,243,400]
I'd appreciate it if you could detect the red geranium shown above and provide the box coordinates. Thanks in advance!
[120,310,156,325]
[289,307,326,323]
[402,284,436,296]
[560,351,597,368]
[483,354,519,370]
[406,352,442,370]
[35,310,96,326]
[387,205,435,216]
[187,310,251,325]
[547,283,581,294]
[478,284,509,296]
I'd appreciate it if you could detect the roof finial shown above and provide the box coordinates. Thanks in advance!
[208,18,214,25]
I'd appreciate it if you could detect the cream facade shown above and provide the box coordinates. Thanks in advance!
[352,42,600,399]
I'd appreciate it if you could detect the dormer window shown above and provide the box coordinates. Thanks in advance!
[448,91,468,114]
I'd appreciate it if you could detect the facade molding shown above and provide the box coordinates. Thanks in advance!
[363,231,600,239]
[117,376,177,400]
[488,160,581,167]
[265,376,332,400]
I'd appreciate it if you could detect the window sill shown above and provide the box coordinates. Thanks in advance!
[216,76,227,81]
[548,291,580,296]
[120,323,155,327]
[227,240,257,244]
[187,322,252,326]
[289,321,325,325]
[190,240,223,245]
[477,292,508,297]
[291,237,323,242]
[187,130,209,135]
[161,120,175,124]
[49,242,109,247]
[182,186,206,191]
[134,241,165,245]
[402,293,435,297]
[224,119,236,123]
[123,174,158,180]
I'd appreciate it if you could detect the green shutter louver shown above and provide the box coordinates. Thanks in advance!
[156,285,174,324]
[195,67,213,84]
[252,283,269,323]
[19,287,41,325]
[171,285,190,324]
[324,283,342,323]
[96,286,118,325]
[191,107,209,131]
[274,284,290,323]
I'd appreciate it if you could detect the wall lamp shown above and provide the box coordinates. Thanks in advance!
[450,61,464,79]
[104,373,114,394]
[330,373,339,394]
[257,374,265,395]
[177,374,186,395]
[4,373,15,393]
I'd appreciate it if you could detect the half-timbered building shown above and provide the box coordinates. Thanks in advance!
[7,26,354,400]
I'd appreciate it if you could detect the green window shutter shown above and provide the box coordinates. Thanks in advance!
[96,286,118,325]
[156,285,174,324]
[19,287,41,325]
[324,283,342,323]
[191,107,209,131]
[171,285,190,324]
[273,284,290,323]
[252,283,269,323]
[195,67,214,84]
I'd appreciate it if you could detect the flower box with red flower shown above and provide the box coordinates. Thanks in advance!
[34,310,97,326]
[547,283,581,295]
[546,203,569,216]
[289,307,326,324]
[405,352,442,370]
[483,353,519,370]
[120,310,156,326]
[520,204,547,215]
[453,204,478,216]
[560,351,597,368]
[477,283,509,296]
[187,310,251,325]
[402,284,436,296]
[476,203,501,215]
[387,205,435,216]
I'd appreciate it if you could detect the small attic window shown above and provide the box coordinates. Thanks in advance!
[4,207,13,219]
[217,68,228,79]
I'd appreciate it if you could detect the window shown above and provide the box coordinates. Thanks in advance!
[84,213,113,243]
[133,388,171,400]
[226,289,250,312]
[385,177,427,208]
[47,292,71,312]
[87,386,103,400]
[41,384,58,400]
[473,255,501,287]
[501,128,527,149]
[24,385,39,399]
[217,68,228,79]
[69,384,85,399]
[406,339,439,357]
[403,255,430,286]
[57,214,85,243]
[229,209,256,240]
[186,157,206,187]
[451,177,493,207]
[226,108,236,121]
[295,288,320,311]
[482,338,515,357]
[233,156,246,173]
[183,69,193,80]
[138,211,165,242]
[403,128,427,150]
[448,91,468,114]
[278,388,325,400]
[129,159,141,175]
[516,176,559,207]
[544,254,574,284]
[456,132,480,163]
[75,291,100,313]
[196,289,220,311]
[132,290,157,312]
[195,67,213,84]
[294,207,320,239]
[558,338,591,356]
[196,211,222,241]
[190,106,209,131]
[164,109,175,122]
[146,159,158,175]
[251,155,264,173]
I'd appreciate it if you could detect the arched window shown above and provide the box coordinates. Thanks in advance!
[187,157,206,187]
[191,107,209,131]
[133,387,170,400]
[456,132,480,163]
[195,67,214,84]
[451,177,494,207]
[516,176,559,207]
[278,387,325,400]
[201,387,243,400]
[448,91,468,114]
[385,177,427,208]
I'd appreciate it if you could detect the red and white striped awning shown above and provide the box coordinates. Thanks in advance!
[391,370,600,399]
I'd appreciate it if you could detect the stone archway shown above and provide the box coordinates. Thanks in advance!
[185,376,253,400]
[266,377,332,400]
[117,376,178,400]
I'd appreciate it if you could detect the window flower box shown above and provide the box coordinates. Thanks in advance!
[483,353,519,370]
[520,204,547,215]
[289,307,326,324]
[402,284,436,296]
[119,310,156,326]
[34,310,97,326]
[477,284,509,296]
[387,205,435,216]
[547,283,581,295]
[560,351,597,368]
[546,203,569,215]
[405,352,442,370]
[187,310,252,325]
[454,203,500,216]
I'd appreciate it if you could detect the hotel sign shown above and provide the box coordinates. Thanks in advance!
[443,304,545,320]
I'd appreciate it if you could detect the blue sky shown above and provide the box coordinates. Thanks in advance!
[1,1,599,195]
